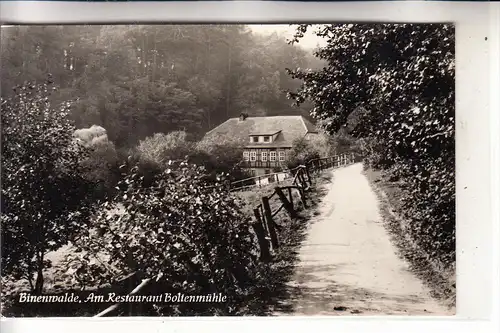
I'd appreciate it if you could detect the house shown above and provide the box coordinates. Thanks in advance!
[203,114,319,177]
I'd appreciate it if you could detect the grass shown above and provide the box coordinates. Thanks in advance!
[234,179,294,215]
[363,166,456,310]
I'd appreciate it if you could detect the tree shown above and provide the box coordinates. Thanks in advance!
[136,131,194,166]
[1,79,98,293]
[285,137,321,169]
[195,135,250,181]
[1,25,316,148]
[288,24,455,264]
[73,125,119,199]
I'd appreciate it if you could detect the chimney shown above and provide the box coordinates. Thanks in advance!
[239,113,248,121]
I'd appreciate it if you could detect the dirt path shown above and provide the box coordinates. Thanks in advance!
[279,163,452,316]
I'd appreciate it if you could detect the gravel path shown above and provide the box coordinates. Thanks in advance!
[279,163,452,316]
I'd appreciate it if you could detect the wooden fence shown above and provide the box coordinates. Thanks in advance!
[230,152,356,192]
[247,152,357,261]
[249,164,311,262]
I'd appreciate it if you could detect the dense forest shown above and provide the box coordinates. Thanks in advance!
[1,25,323,148]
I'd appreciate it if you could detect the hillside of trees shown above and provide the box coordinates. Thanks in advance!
[1,25,324,148]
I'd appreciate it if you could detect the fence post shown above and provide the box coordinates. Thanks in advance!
[297,185,308,208]
[298,170,308,189]
[288,187,294,210]
[305,166,312,186]
[261,196,279,250]
[275,187,298,219]
[252,209,271,262]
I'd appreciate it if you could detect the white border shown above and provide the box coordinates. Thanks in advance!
[0,1,499,333]
[0,1,488,24]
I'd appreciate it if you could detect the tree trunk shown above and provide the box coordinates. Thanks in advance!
[34,252,45,294]
[226,41,232,119]
[206,37,212,129]
[27,259,35,292]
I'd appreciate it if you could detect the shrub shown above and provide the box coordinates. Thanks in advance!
[285,137,321,169]
[74,125,119,199]
[194,140,250,182]
[136,131,251,182]
[136,131,194,165]
[68,160,261,315]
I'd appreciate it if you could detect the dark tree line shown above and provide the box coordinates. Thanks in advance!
[1,25,322,148]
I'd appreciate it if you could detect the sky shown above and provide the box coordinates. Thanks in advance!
[248,24,327,50]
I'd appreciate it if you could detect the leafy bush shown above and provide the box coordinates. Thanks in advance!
[194,139,250,182]
[1,79,98,293]
[136,131,250,182]
[74,125,119,199]
[285,137,321,169]
[288,24,455,266]
[136,131,194,165]
[68,160,261,315]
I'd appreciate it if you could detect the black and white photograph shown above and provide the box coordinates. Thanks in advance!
[1,23,456,317]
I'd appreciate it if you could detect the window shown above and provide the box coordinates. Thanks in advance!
[263,136,270,142]
[261,151,268,162]
[243,151,249,161]
[279,151,285,161]
[251,136,258,143]
[250,151,257,161]
[270,151,276,162]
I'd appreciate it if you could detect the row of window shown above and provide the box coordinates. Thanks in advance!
[251,136,271,143]
[243,151,285,162]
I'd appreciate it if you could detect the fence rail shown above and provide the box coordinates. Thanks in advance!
[230,152,356,192]
[248,152,358,262]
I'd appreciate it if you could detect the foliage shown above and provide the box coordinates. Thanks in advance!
[73,125,119,199]
[195,136,250,182]
[67,160,261,315]
[135,131,250,182]
[1,79,98,293]
[136,131,194,166]
[285,137,321,169]
[288,24,455,265]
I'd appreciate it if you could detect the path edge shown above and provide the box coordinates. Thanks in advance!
[362,165,457,313]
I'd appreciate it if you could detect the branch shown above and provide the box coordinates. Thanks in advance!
[94,278,152,317]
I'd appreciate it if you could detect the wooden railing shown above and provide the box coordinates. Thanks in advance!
[247,152,360,262]
[230,152,356,192]
[229,169,292,192]
[250,164,313,262]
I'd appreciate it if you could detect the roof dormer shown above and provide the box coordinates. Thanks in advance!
[249,131,281,144]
